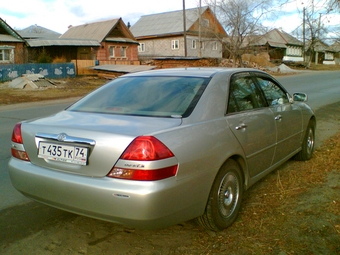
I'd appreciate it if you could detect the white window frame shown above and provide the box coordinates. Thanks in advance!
[109,46,115,58]
[0,46,14,62]
[191,39,197,49]
[138,43,145,52]
[171,40,179,50]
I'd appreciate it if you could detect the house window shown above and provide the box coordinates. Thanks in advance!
[202,19,209,27]
[138,43,145,52]
[192,40,197,49]
[200,41,205,49]
[325,52,333,60]
[172,40,179,50]
[212,41,218,50]
[109,46,115,58]
[121,46,127,58]
[0,46,13,62]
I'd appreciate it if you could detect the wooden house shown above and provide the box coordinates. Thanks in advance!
[60,18,139,62]
[248,28,304,63]
[0,17,27,64]
[130,7,227,59]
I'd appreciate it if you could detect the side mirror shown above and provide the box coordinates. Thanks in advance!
[293,92,308,102]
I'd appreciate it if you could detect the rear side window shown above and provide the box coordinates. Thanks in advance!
[228,75,266,113]
[68,76,209,117]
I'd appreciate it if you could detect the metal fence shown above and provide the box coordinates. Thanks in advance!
[0,63,76,82]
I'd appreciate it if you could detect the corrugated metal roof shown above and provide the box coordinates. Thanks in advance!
[0,34,23,42]
[130,6,208,38]
[105,37,138,44]
[92,64,155,73]
[17,25,61,39]
[27,38,100,47]
[268,42,287,48]
[61,19,120,42]
[250,29,302,47]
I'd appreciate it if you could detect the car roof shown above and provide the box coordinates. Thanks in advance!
[121,67,267,78]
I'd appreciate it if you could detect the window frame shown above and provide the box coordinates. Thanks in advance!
[227,72,267,114]
[212,41,218,51]
[252,73,290,106]
[109,46,115,58]
[191,39,197,49]
[0,46,14,62]
[138,43,145,52]
[120,46,127,58]
[171,40,179,50]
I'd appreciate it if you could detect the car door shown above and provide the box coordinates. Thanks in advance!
[226,72,276,178]
[254,74,303,164]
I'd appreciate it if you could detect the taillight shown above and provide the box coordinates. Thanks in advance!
[12,123,23,143]
[120,136,174,160]
[108,166,178,181]
[108,136,178,181]
[11,123,30,161]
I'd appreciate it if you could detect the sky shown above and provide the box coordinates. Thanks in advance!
[0,0,339,38]
[0,0,200,34]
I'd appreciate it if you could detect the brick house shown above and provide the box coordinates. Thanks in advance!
[60,18,139,62]
[130,7,227,59]
[0,17,27,64]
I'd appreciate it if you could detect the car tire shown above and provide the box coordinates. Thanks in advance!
[196,159,243,231]
[295,119,316,161]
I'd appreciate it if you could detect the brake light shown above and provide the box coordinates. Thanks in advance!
[11,123,30,161]
[120,136,174,161]
[108,136,178,181]
[12,123,23,143]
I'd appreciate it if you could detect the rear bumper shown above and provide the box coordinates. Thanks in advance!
[8,158,203,229]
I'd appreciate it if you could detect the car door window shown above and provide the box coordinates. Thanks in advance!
[255,77,289,106]
[228,75,266,113]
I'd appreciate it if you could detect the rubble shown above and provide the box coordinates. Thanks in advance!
[8,74,55,89]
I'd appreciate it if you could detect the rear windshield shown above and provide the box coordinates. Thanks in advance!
[68,76,210,117]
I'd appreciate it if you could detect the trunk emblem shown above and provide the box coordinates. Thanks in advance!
[57,133,67,142]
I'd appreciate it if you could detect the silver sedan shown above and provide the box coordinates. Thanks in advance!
[9,68,315,231]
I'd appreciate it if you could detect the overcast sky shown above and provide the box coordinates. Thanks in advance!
[0,0,338,37]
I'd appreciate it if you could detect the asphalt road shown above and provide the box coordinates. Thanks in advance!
[276,70,340,110]
[0,71,339,211]
[0,99,77,210]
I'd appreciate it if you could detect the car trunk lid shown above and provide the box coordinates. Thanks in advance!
[21,111,182,177]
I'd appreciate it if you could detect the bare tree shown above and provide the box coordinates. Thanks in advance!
[293,0,337,66]
[327,0,340,10]
[204,0,282,67]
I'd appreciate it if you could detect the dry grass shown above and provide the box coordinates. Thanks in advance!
[192,133,340,254]
[0,76,107,106]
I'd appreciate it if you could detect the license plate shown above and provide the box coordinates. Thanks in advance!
[38,142,88,165]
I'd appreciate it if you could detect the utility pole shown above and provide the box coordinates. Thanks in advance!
[198,0,202,57]
[183,0,187,57]
[303,7,306,64]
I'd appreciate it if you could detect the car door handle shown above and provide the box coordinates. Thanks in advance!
[275,115,282,121]
[235,123,248,130]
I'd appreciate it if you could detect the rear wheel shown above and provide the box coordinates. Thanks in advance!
[197,159,243,231]
[295,120,315,161]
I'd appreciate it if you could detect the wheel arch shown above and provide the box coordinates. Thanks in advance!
[221,154,249,190]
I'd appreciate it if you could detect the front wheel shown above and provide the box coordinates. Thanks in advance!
[196,159,243,231]
[295,120,315,161]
